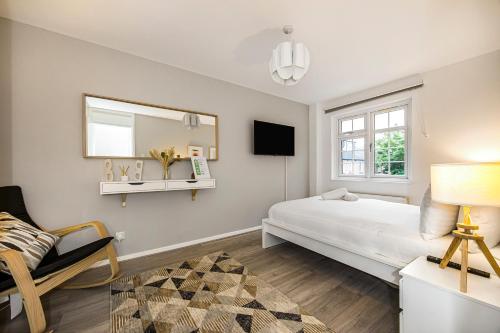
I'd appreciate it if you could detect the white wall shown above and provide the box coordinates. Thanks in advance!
[0,18,309,256]
[311,50,500,204]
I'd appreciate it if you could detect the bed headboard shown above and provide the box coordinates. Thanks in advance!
[352,192,409,204]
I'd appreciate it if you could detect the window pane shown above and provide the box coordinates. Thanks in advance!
[375,148,388,167]
[340,137,364,176]
[389,148,405,162]
[374,129,406,176]
[353,150,364,160]
[341,140,352,151]
[342,160,353,175]
[389,109,405,128]
[341,151,353,160]
[375,112,388,129]
[353,117,364,131]
[342,160,365,176]
[341,119,352,133]
[353,161,365,176]
[353,138,364,150]
[376,148,388,160]
[375,132,389,149]
[389,130,405,149]
[390,162,405,175]
[375,162,389,175]
[374,131,389,174]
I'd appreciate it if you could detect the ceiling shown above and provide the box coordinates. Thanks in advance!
[1,1,499,104]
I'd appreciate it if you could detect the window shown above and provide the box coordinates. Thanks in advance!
[334,102,410,180]
[338,115,366,176]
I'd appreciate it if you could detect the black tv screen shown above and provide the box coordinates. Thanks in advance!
[253,120,294,156]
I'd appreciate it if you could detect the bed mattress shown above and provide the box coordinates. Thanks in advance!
[267,196,500,272]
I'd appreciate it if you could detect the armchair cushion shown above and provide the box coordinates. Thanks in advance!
[0,212,60,274]
[0,236,113,292]
[0,186,60,264]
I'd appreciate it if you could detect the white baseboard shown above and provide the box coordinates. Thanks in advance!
[92,225,262,268]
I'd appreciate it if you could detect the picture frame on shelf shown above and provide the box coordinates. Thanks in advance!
[134,160,144,180]
[191,156,211,179]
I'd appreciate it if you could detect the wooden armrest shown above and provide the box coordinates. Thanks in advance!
[0,249,30,275]
[49,221,110,238]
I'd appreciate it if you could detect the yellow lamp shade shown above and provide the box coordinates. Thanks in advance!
[431,162,500,207]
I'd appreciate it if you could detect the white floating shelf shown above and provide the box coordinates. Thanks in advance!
[100,179,216,206]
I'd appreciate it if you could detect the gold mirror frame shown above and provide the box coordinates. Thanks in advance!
[82,93,219,161]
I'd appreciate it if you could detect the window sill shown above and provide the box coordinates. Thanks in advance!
[331,177,411,184]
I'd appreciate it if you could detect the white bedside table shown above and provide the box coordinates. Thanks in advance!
[399,256,500,333]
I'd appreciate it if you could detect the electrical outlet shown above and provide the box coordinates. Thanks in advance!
[115,231,126,242]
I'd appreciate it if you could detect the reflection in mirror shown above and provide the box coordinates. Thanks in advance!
[84,95,218,160]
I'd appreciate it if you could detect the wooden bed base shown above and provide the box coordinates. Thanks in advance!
[262,218,402,285]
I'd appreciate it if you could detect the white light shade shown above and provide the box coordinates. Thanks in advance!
[269,40,310,86]
[183,113,200,129]
[431,163,500,207]
[278,42,293,69]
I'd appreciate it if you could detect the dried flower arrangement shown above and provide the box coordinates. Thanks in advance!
[119,165,129,177]
[118,165,130,181]
[149,147,177,180]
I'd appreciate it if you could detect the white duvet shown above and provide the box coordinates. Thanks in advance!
[268,196,500,272]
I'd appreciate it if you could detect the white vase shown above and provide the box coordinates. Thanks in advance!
[121,175,129,182]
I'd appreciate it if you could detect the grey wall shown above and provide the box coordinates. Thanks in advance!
[0,19,12,186]
[1,18,309,255]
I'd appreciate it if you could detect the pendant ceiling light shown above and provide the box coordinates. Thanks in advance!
[269,25,310,86]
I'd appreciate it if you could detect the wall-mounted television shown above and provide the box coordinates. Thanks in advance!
[253,120,294,156]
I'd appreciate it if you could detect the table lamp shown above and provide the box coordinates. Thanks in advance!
[431,162,500,292]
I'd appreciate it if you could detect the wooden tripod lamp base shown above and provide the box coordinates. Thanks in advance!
[439,206,500,292]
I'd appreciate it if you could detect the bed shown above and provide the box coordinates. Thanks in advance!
[262,196,500,284]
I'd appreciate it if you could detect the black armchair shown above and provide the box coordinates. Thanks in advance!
[0,186,120,333]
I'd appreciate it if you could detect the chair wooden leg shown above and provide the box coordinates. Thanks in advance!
[62,244,121,289]
[106,242,120,278]
[0,250,46,333]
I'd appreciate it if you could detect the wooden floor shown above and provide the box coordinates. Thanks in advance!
[0,231,399,333]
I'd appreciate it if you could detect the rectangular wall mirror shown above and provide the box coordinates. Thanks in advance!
[83,94,218,160]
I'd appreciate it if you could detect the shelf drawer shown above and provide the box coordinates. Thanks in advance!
[167,179,215,190]
[101,181,166,194]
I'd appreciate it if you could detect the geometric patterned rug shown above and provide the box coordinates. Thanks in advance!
[110,251,333,333]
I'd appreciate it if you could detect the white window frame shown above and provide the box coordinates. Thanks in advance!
[331,98,411,182]
[336,114,368,177]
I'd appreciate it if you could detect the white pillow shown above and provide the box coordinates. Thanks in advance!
[321,188,348,200]
[343,192,359,201]
[420,186,460,240]
[458,206,500,253]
